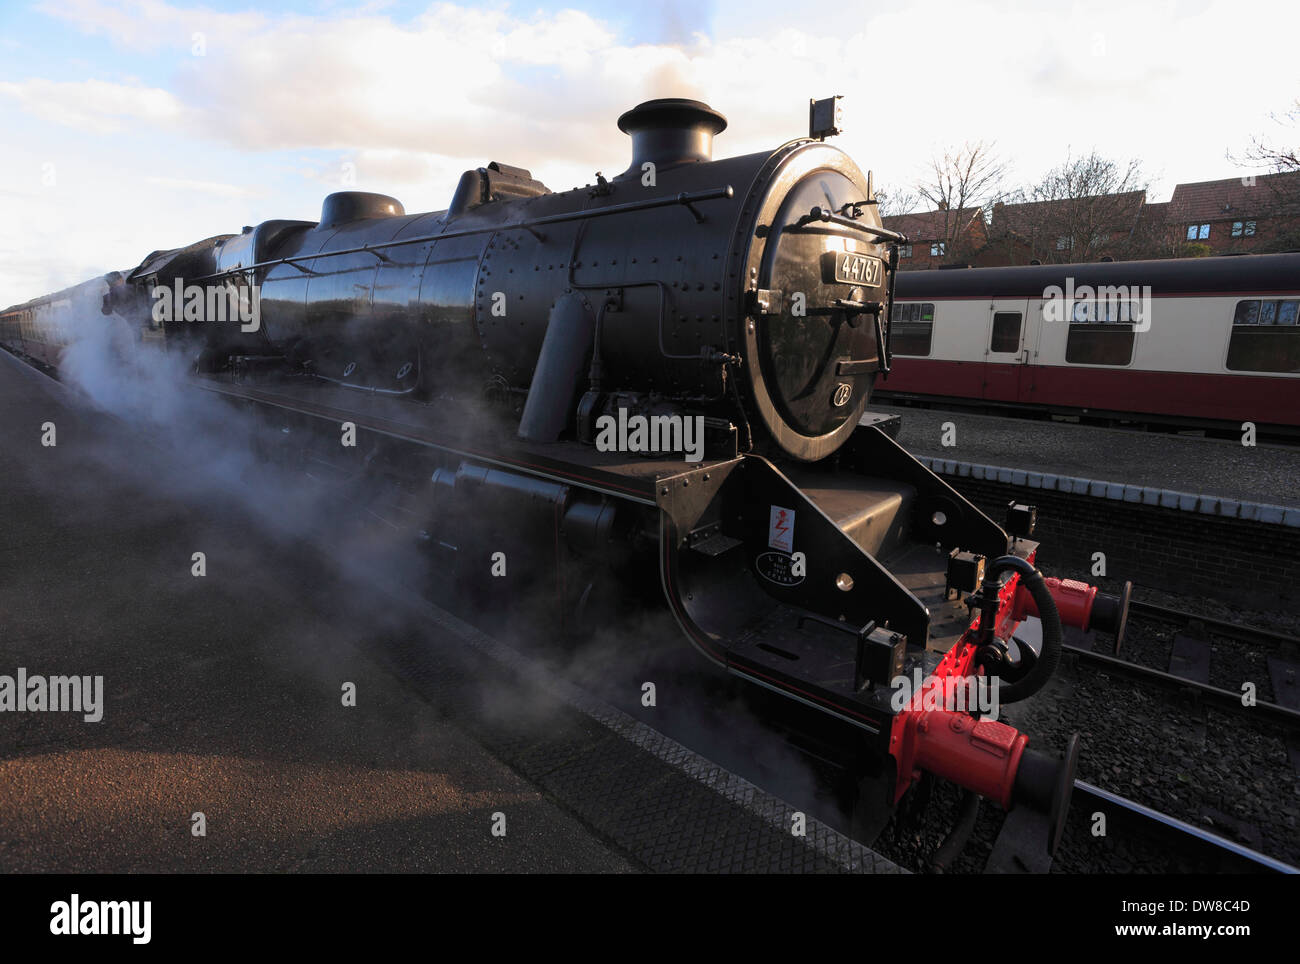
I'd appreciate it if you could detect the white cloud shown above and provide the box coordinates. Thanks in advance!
[142,175,262,198]
[35,0,268,52]
[26,0,1300,192]
[4,0,1299,304]
[0,79,184,134]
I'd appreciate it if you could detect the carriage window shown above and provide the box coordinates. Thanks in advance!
[1071,299,1144,324]
[1065,320,1135,365]
[1227,299,1300,372]
[989,312,1022,353]
[1233,300,1260,325]
[890,301,935,357]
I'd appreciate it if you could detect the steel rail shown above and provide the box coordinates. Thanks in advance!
[1128,599,1300,649]
[1073,781,1298,874]
[1062,643,1300,728]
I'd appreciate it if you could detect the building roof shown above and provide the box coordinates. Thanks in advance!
[990,191,1146,240]
[882,207,983,242]
[1166,171,1300,224]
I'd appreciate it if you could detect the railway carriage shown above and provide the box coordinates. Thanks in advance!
[881,255,1300,435]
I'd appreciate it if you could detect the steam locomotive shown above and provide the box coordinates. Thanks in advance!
[1,98,1132,863]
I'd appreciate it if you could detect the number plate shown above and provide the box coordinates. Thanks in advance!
[834,252,883,287]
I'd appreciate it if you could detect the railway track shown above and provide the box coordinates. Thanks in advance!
[378,572,1300,873]
[1073,782,1298,874]
[1123,599,1300,652]
[1056,595,1300,729]
[351,558,1300,873]
[347,547,1300,874]
[1061,645,1300,729]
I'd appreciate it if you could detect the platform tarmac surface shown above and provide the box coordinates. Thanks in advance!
[0,351,638,872]
[0,350,896,874]
[873,403,1300,511]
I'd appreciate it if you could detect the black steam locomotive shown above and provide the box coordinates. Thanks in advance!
[2,98,1126,861]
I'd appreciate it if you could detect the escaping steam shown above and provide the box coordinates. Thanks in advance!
[28,294,838,836]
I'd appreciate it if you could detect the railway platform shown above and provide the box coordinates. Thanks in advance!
[871,403,1300,520]
[0,349,896,874]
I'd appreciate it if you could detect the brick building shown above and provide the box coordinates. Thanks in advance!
[884,170,1300,269]
[980,190,1147,265]
[881,206,986,270]
[1157,172,1300,255]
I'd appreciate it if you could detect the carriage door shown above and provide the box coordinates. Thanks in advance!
[981,298,1031,403]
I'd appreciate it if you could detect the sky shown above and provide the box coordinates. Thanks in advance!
[1,0,1298,304]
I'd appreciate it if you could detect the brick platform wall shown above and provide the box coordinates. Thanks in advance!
[943,476,1300,607]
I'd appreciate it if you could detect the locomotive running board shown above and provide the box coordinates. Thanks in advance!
[189,374,733,509]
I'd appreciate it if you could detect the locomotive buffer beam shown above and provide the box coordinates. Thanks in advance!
[655,438,1076,851]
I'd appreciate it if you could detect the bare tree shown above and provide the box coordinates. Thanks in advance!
[1229,100,1300,251]
[1233,99,1300,173]
[915,140,1007,258]
[993,151,1150,263]
[876,186,921,219]
[1133,211,1197,260]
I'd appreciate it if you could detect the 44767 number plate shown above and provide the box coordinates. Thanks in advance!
[833,251,883,287]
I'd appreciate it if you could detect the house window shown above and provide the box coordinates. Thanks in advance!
[1055,236,1071,251]
[1227,299,1300,372]
[889,302,936,356]
[898,244,912,258]
[1231,220,1257,238]
[930,242,945,257]
[1186,223,1210,240]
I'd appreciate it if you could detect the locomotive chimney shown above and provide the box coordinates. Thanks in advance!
[617,98,728,176]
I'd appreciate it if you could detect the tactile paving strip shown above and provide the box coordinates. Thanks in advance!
[917,456,1300,526]
[370,590,904,874]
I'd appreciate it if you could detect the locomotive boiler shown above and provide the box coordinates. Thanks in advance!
[1,98,1132,862]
